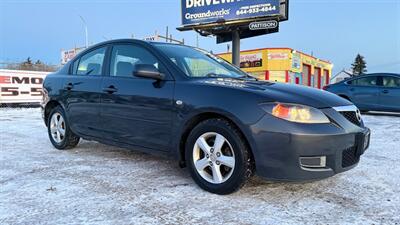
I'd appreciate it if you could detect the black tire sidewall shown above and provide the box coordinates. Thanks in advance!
[185,119,249,194]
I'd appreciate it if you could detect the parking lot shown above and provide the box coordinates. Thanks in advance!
[0,108,399,225]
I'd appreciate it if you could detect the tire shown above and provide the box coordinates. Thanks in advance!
[47,106,80,150]
[185,118,254,195]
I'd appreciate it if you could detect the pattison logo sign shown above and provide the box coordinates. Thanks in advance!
[181,0,280,26]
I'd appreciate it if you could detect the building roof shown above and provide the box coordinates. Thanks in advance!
[331,69,353,80]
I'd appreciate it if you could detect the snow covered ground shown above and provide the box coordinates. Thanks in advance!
[0,108,399,225]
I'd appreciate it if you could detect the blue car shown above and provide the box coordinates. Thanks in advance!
[324,73,400,112]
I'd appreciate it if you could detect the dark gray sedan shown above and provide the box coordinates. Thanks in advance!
[42,39,370,194]
[324,73,400,112]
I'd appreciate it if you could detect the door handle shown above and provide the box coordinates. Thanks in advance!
[102,86,118,94]
[350,88,355,92]
[382,90,389,94]
[64,83,73,90]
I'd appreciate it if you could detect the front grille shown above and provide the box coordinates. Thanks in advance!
[340,111,361,126]
[342,146,360,168]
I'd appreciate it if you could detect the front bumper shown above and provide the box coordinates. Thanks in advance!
[248,107,370,181]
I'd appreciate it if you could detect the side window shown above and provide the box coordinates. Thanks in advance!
[73,47,106,76]
[110,45,164,77]
[351,76,378,86]
[382,76,400,88]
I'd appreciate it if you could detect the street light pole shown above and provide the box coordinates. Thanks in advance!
[79,15,89,48]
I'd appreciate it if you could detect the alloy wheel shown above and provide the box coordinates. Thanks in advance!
[192,132,235,184]
[50,112,66,143]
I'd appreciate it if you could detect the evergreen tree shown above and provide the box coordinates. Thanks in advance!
[351,54,367,76]
[19,57,33,70]
[35,60,42,65]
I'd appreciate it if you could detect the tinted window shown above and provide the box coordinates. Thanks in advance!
[382,76,400,88]
[74,47,106,76]
[110,45,163,77]
[350,76,378,86]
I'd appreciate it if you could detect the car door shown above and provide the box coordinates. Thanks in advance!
[100,43,175,151]
[379,75,400,112]
[346,76,380,110]
[63,46,107,137]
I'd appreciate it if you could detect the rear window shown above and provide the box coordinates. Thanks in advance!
[382,76,400,88]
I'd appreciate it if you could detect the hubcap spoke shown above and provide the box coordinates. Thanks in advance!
[211,164,223,183]
[51,116,57,127]
[219,155,235,168]
[196,137,211,155]
[213,134,225,152]
[58,127,65,136]
[55,116,59,126]
[195,158,209,171]
[56,130,61,141]
[50,126,58,134]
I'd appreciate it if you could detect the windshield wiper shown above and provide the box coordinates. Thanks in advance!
[204,73,232,78]
[237,74,258,81]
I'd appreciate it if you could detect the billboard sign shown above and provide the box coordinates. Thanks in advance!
[292,52,301,69]
[0,69,49,104]
[240,53,263,68]
[143,35,160,41]
[181,0,281,26]
[268,52,288,60]
[61,48,84,65]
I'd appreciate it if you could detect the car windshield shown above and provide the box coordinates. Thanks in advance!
[153,43,249,79]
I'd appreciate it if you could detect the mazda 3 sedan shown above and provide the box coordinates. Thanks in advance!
[324,73,400,112]
[42,39,370,194]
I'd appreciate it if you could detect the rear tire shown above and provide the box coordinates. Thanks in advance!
[185,118,253,195]
[47,106,80,150]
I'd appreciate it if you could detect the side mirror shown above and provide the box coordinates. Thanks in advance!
[133,64,165,80]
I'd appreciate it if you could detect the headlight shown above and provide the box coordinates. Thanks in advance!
[261,103,330,124]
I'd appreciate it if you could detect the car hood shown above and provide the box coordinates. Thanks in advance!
[201,78,352,109]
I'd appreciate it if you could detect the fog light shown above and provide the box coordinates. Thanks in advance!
[300,156,326,168]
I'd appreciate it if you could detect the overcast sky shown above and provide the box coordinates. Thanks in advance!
[0,0,399,74]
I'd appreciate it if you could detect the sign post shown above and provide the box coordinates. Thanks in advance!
[178,0,289,66]
[232,30,240,66]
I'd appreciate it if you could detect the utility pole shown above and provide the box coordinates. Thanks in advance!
[196,33,199,48]
[232,30,240,66]
[166,26,169,43]
[79,15,89,48]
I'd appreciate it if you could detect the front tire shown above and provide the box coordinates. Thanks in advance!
[47,106,80,150]
[185,118,253,195]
